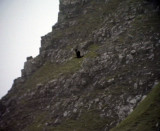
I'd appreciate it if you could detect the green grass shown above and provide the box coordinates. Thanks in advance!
[50,109,109,131]
[24,111,49,131]
[16,42,100,98]
[110,83,160,131]
[23,43,100,92]
[85,44,99,58]
[17,58,83,96]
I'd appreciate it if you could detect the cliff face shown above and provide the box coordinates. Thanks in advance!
[0,0,160,131]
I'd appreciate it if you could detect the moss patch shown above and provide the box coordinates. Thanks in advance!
[110,83,160,131]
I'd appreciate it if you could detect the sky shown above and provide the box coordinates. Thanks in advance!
[0,0,59,98]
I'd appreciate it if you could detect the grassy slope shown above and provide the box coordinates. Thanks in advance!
[110,83,160,131]
[37,83,160,131]
[26,109,109,131]
[50,110,110,131]
[17,43,100,130]
[17,58,84,97]
[23,44,99,91]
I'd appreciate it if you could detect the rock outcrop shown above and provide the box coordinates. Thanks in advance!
[0,0,160,131]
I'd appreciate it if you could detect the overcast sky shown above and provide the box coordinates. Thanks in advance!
[0,0,59,98]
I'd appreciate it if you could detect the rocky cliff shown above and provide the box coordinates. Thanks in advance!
[0,0,160,131]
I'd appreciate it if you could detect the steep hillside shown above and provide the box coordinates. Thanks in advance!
[0,0,160,131]
[111,83,160,131]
